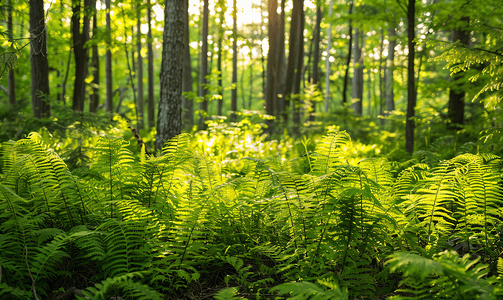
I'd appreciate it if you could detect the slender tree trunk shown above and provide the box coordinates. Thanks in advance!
[156,0,184,149]
[249,49,253,109]
[147,0,155,128]
[405,0,416,153]
[277,0,286,119]
[378,27,384,125]
[105,0,113,112]
[198,0,209,129]
[352,27,364,115]
[7,0,16,105]
[309,3,322,122]
[385,20,396,115]
[230,0,238,122]
[30,0,50,118]
[182,0,194,126]
[266,0,279,132]
[324,0,334,113]
[342,1,354,105]
[217,2,224,116]
[72,0,91,111]
[136,9,145,129]
[260,9,266,101]
[284,0,304,130]
[448,16,470,129]
[90,8,100,113]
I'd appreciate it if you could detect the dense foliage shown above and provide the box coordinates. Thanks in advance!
[1,118,502,299]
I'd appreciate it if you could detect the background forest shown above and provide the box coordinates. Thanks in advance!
[1,0,503,299]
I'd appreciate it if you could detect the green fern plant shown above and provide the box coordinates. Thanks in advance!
[387,250,501,299]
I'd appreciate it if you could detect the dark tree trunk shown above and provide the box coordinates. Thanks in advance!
[230,0,238,122]
[136,9,145,129]
[217,1,224,116]
[266,0,279,133]
[448,16,470,129]
[90,7,100,113]
[71,0,91,111]
[276,0,286,120]
[309,3,322,122]
[385,20,396,115]
[147,0,155,128]
[284,0,304,132]
[30,0,50,118]
[105,0,113,112]
[342,1,354,105]
[352,28,364,115]
[198,0,209,130]
[155,0,184,150]
[406,0,416,153]
[182,0,194,126]
[378,27,384,124]
[7,0,16,105]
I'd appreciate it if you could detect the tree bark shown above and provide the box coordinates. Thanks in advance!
[284,0,304,131]
[155,0,184,150]
[216,1,224,116]
[385,21,396,116]
[71,0,91,111]
[351,27,364,115]
[309,3,322,122]
[136,9,145,129]
[230,0,238,121]
[147,0,155,128]
[198,0,209,129]
[105,0,113,112]
[266,0,279,126]
[182,0,194,126]
[342,1,354,105]
[447,16,470,129]
[405,0,416,153]
[30,0,50,118]
[90,7,100,113]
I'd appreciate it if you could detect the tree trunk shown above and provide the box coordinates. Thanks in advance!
[352,28,364,115]
[182,0,194,126]
[7,0,16,105]
[90,8,100,113]
[266,0,279,127]
[405,0,416,153]
[284,0,304,132]
[249,49,253,109]
[230,0,238,122]
[198,0,209,129]
[30,0,50,118]
[71,0,91,111]
[217,1,224,116]
[385,20,396,115]
[447,16,470,129]
[105,0,113,112]
[378,27,384,124]
[342,1,354,105]
[324,0,334,113]
[147,0,155,128]
[309,3,322,122]
[276,0,286,120]
[155,0,184,150]
[136,9,145,129]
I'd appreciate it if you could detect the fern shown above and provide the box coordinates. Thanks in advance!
[270,278,349,300]
[387,251,500,299]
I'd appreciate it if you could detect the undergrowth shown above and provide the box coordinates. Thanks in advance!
[0,121,502,299]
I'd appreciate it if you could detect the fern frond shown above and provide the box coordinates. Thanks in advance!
[270,278,349,300]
